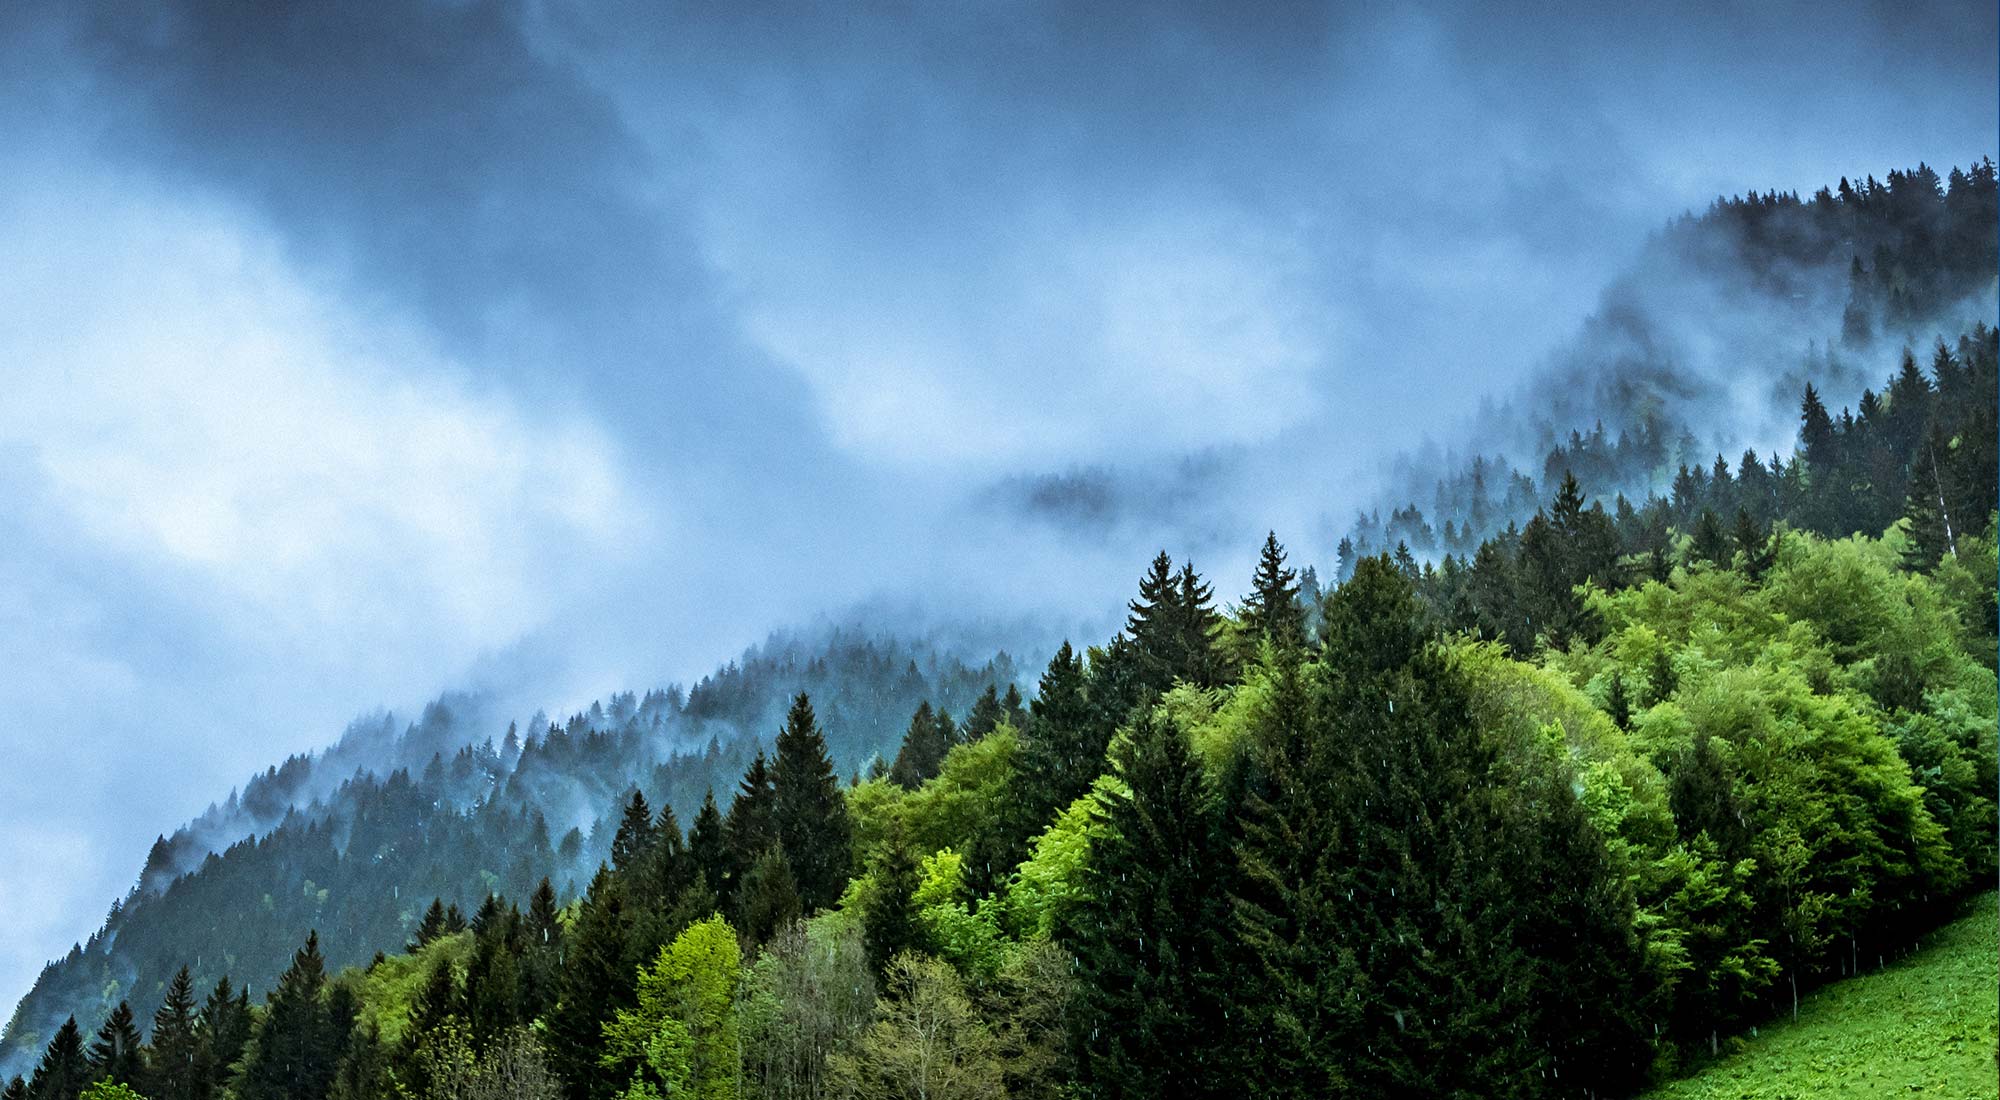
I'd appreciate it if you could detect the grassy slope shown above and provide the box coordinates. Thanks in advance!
[1644,892,1997,1100]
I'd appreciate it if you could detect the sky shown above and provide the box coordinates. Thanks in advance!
[0,0,1993,1019]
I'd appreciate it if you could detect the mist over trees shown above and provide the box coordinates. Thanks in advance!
[2,161,1995,1099]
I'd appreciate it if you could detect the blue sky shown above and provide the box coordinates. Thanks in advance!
[0,0,1993,1016]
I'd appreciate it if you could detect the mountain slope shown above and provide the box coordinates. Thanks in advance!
[1643,893,1997,1100]
[0,630,1029,1079]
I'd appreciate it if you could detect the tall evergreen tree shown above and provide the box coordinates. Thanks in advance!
[609,789,658,874]
[146,967,202,1100]
[771,693,852,912]
[965,684,1006,739]
[235,932,343,1100]
[197,979,251,1096]
[1124,551,1182,695]
[1065,710,1238,1100]
[864,824,925,976]
[889,701,949,790]
[86,1002,143,1086]
[27,1018,89,1100]
[723,751,779,897]
[548,868,635,1100]
[1240,531,1305,653]
[408,897,450,953]
[688,789,729,896]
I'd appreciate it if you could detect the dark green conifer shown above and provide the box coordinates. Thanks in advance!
[235,932,342,1100]
[87,1001,144,1086]
[28,1017,89,1100]
[1240,531,1305,653]
[771,694,852,911]
[1066,709,1237,1100]
[146,966,202,1100]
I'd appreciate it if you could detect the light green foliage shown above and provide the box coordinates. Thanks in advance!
[81,1084,147,1100]
[1760,533,1988,704]
[1001,781,1110,940]
[335,932,473,1048]
[846,730,1019,874]
[1547,528,1984,1045]
[1643,894,1997,1100]
[602,915,742,1100]
[1455,639,1675,860]
[912,850,1008,984]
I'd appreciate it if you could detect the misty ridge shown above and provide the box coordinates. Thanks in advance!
[1343,162,1998,564]
[2,153,1993,1093]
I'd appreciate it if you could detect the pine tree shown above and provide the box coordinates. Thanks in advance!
[1240,531,1305,653]
[688,789,728,896]
[146,967,202,1100]
[888,701,948,790]
[1173,561,1228,687]
[1732,508,1775,579]
[236,932,343,1100]
[1000,683,1027,729]
[1066,710,1238,1099]
[1800,383,1837,470]
[723,751,779,900]
[87,1001,144,1086]
[610,789,658,873]
[2,1076,25,1100]
[1690,507,1730,565]
[771,693,852,912]
[548,867,635,1100]
[28,1018,89,1100]
[1124,552,1182,695]
[964,684,1006,739]
[1005,644,1095,836]
[406,954,462,1052]
[408,897,450,952]
[197,978,251,1096]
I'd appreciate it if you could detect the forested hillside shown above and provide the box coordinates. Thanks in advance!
[2,163,1995,1100]
[1344,160,1997,567]
[0,635,1027,1082]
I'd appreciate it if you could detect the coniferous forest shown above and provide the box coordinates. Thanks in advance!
[1,156,1995,1099]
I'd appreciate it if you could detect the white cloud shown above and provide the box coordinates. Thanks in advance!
[0,175,640,655]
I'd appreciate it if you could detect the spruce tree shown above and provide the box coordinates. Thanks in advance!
[197,978,251,1096]
[1240,531,1305,653]
[146,967,202,1100]
[2,1076,24,1100]
[1173,561,1228,687]
[888,701,947,790]
[1125,551,1181,694]
[609,789,658,873]
[688,789,729,896]
[547,867,634,1100]
[87,1001,144,1086]
[1001,683,1027,729]
[771,693,852,912]
[28,1018,89,1100]
[235,932,342,1100]
[723,751,779,897]
[1732,508,1775,579]
[407,897,449,952]
[964,684,1006,739]
[1691,507,1730,565]
[1066,710,1237,1100]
